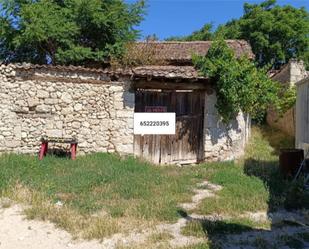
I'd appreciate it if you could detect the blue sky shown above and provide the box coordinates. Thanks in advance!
[126,0,309,40]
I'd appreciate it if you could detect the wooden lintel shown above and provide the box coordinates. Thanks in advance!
[132,79,212,90]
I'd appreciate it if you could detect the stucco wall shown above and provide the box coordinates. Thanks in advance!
[204,92,251,161]
[296,77,309,154]
[0,64,134,155]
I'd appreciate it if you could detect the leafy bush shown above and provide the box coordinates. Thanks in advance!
[193,39,281,123]
[277,86,297,116]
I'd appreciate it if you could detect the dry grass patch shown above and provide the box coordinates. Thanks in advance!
[3,183,154,239]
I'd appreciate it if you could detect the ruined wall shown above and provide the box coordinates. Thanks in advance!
[267,107,295,137]
[204,92,251,161]
[267,60,309,137]
[0,64,134,155]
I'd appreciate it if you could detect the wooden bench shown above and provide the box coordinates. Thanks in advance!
[39,136,78,160]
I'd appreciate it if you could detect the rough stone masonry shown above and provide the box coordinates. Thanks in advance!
[0,63,250,162]
[0,64,135,155]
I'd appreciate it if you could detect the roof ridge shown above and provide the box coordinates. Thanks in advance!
[135,39,248,44]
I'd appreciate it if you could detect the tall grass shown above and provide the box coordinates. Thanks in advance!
[0,126,304,242]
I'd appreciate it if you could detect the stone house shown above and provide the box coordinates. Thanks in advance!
[267,60,308,137]
[0,40,252,164]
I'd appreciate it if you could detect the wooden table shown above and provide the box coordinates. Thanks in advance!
[39,137,78,160]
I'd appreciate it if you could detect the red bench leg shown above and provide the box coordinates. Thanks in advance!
[71,143,77,160]
[44,143,48,156]
[39,142,48,160]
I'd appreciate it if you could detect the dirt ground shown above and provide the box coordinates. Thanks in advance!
[1,180,308,249]
[0,205,105,249]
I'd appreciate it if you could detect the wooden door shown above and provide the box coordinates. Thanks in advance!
[134,90,205,164]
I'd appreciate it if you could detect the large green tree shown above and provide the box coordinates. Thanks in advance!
[171,0,309,69]
[0,0,145,65]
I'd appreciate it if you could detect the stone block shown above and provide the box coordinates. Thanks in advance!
[45,98,58,105]
[36,105,51,113]
[72,121,81,129]
[37,90,49,98]
[15,100,27,107]
[74,103,83,111]
[116,110,133,118]
[61,92,72,104]
[46,129,63,137]
[62,106,73,115]
[28,98,40,107]
[109,85,124,92]
[5,140,21,148]
[116,144,133,154]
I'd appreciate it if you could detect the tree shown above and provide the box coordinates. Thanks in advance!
[166,23,213,41]
[172,0,309,69]
[0,0,145,65]
[193,39,281,122]
[237,0,309,68]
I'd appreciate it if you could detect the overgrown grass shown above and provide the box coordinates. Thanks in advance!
[194,126,298,216]
[0,125,306,245]
[0,154,201,220]
[0,153,211,238]
[180,126,309,248]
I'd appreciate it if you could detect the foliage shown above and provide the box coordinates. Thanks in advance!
[171,0,309,69]
[166,23,213,42]
[193,39,281,122]
[0,0,145,65]
[237,0,309,68]
[110,41,166,68]
[276,86,297,116]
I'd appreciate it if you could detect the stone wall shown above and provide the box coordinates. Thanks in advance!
[0,64,250,162]
[271,60,308,86]
[204,92,251,161]
[267,107,295,137]
[267,60,308,137]
[0,64,134,155]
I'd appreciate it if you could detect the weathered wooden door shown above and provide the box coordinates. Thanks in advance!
[134,90,205,164]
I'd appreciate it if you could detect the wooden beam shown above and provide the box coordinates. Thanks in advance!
[132,79,213,90]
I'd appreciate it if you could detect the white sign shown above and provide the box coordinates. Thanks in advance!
[134,113,176,135]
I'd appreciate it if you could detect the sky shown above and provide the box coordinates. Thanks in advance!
[126,0,309,40]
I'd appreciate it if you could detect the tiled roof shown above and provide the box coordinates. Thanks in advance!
[5,40,254,81]
[132,66,205,80]
[11,63,205,80]
[132,40,254,63]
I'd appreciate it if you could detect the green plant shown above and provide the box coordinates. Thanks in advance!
[284,178,309,210]
[193,39,281,123]
[0,0,146,65]
[110,41,166,68]
[171,0,309,69]
[276,86,297,116]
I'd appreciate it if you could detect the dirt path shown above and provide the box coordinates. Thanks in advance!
[1,180,308,249]
[0,180,221,249]
[0,205,103,249]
